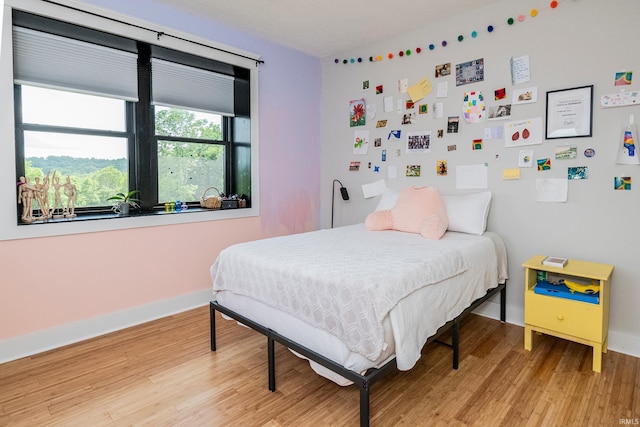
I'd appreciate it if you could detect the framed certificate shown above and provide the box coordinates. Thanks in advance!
[545,85,593,139]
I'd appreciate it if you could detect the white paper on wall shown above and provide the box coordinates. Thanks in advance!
[456,164,488,189]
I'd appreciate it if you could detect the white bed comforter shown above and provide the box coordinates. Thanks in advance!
[211,225,469,362]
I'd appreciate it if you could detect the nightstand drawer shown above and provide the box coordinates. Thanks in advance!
[525,292,602,342]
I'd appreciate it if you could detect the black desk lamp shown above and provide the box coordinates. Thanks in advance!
[331,179,349,228]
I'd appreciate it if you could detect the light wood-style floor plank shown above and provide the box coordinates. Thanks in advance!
[1,306,638,426]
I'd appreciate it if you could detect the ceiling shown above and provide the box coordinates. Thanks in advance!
[151,0,504,58]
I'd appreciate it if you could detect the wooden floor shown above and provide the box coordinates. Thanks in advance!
[1,306,638,426]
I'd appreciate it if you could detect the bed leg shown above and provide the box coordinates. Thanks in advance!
[359,382,370,427]
[452,321,459,370]
[500,285,507,323]
[268,336,276,392]
[210,302,217,351]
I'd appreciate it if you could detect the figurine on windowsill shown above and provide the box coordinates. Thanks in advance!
[63,175,77,218]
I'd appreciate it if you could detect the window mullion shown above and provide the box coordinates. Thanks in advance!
[135,42,157,210]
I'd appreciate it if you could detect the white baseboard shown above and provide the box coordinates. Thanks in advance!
[0,288,212,364]
[474,300,640,360]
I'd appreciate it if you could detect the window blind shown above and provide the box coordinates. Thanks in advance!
[12,26,138,101]
[151,58,235,116]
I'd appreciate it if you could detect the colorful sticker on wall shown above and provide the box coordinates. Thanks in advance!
[406,99,415,109]
[349,161,360,171]
[614,71,632,86]
[349,98,366,127]
[537,157,551,171]
[437,160,448,176]
[362,80,370,91]
[555,145,577,160]
[584,147,596,158]
[447,144,457,151]
[406,165,421,177]
[495,88,506,100]
[374,138,382,148]
[455,58,484,86]
[447,116,460,133]
[376,120,387,128]
[614,176,631,190]
[419,104,428,114]
[376,85,383,95]
[472,139,483,150]
[462,91,485,123]
[381,149,386,161]
[568,166,588,180]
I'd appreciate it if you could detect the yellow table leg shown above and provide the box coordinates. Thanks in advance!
[524,324,533,351]
[592,343,602,373]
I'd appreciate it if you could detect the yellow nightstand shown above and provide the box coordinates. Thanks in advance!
[522,255,614,372]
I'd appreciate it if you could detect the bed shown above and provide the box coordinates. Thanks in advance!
[209,189,508,426]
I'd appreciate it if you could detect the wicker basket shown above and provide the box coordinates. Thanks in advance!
[200,186,222,209]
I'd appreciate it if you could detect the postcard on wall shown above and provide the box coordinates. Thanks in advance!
[388,129,401,140]
[383,96,394,112]
[437,81,449,98]
[484,125,503,140]
[433,102,444,118]
[510,55,531,85]
[353,130,369,154]
[349,98,366,127]
[537,158,551,171]
[614,71,632,86]
[614,176,631,190]
[437,160,448,176]
[456,164,488,189]
[361,179,386,198]
[487,104,511,120]
[502,168,520,180]
[349,161,361,171]
[407,77,433,103]
[455,58,484,86]
[398,78,409,93]
[407,131,431,153]
[376,119,388,128]
[555,145,577,160]
[435,63,451,77]
[402,112,416,125]
[519,149,534,167]
[600,90,640,108]
[366,104,376,121]
[388,165,398,179]
[512,86,537,104]
[536,178,567,202]
[447,116,460,133]
[568,166,588,180]
[406,165,421,177]
[504,117,542,147]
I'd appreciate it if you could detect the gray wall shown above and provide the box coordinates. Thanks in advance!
[321,0,640,357]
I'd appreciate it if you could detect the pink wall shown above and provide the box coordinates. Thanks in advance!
[0,1,321,342]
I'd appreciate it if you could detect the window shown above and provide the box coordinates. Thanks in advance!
[12,10,252,224]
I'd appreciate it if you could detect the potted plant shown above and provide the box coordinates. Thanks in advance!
[108,190,140,215]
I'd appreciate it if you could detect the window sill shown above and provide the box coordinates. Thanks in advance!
[3,206,258,241]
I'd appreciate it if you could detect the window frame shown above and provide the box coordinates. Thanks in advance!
[0,0,260,241]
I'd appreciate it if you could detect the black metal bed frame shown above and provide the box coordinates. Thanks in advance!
[210,282,506,426]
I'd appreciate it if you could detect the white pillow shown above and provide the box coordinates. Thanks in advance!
[374,188,400,211]
[442,191,492,235]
